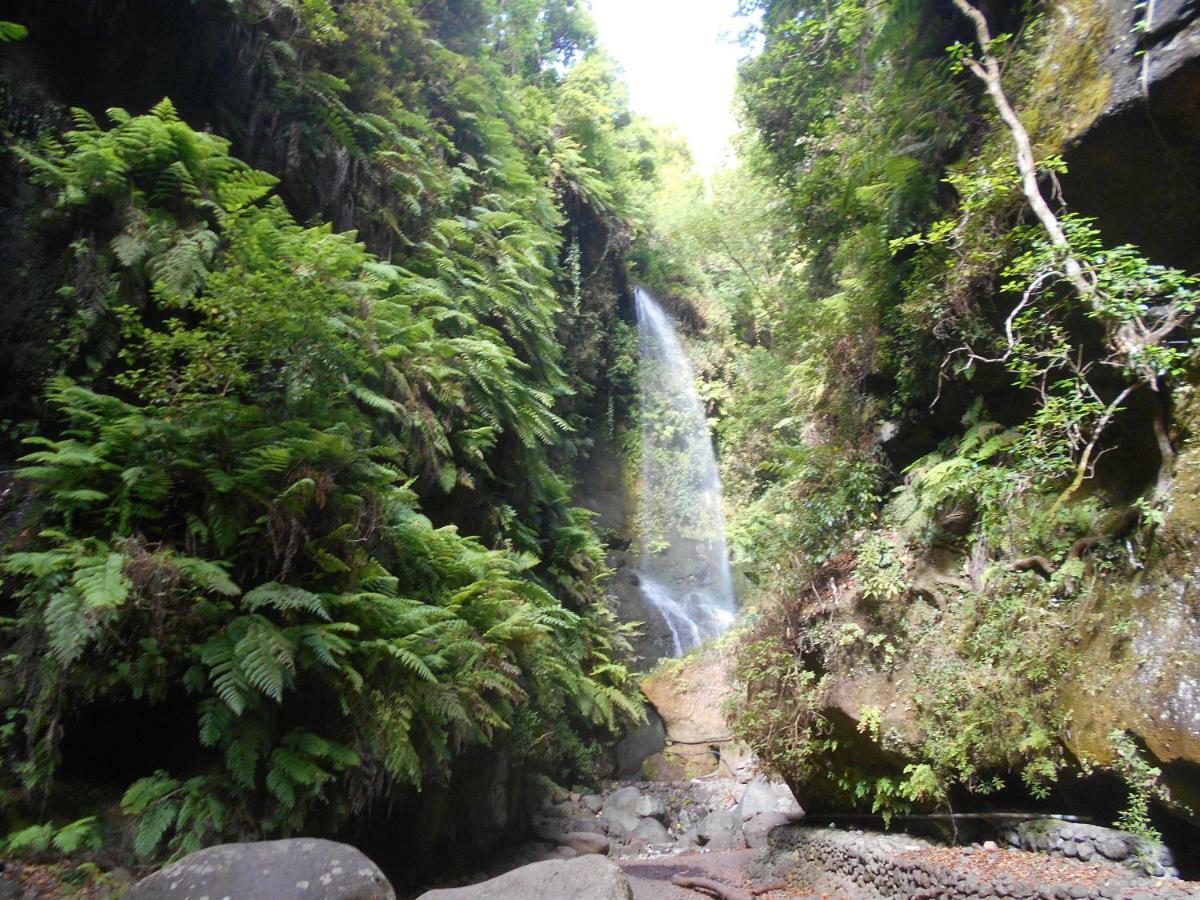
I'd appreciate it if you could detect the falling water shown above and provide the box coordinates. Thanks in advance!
[635,287,736,655]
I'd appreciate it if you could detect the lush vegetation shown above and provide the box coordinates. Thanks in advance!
[634,0,1196,837]
[2,0,1198,885]
[0,0,668,875]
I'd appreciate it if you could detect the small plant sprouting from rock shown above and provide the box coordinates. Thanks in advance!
[1108,729,1167,843]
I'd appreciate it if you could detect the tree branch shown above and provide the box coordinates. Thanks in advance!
[951,0,1092,298]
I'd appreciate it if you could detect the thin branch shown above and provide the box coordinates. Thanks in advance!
[1047,385,1136,518]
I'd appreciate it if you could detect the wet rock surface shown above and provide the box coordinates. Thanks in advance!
[125,838,395,900]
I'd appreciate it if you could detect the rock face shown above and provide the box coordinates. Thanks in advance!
[571,441,676,666]
[770,417,1200,828]
[762,0,1200,835]
[639,648,753,778]
[1064,0,1200,271]
[416,855,633,900]
[1060,427,1200,820]
[125,838,395,900]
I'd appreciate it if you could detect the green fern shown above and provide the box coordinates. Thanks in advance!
[3,10,646,858]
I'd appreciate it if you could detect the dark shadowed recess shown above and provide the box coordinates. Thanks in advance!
[1063,14,1200,273]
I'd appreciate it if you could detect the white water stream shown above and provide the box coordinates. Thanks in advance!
[635,288,736,655]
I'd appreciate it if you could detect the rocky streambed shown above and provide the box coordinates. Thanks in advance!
[22,775,1199,899]
[412,775,1200,900]
[528,777,804,858]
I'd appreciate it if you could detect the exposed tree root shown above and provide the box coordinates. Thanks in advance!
[1009,506,1143,577]
[670,874,754,900]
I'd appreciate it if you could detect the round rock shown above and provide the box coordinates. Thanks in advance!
[125,838,395,900]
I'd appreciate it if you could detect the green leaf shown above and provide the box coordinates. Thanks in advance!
[0,21,29,42]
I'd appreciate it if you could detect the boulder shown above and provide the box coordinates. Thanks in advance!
[1002,819,1178,878]
[698,808,744,850]
[559,832,610,856]
[532,814,605,841]
[603,808,640,837]
[743,812,797,850]
[416,855,633,900]
[603,786,643,815]
[634,793,666,819]
[629,816,672,846]
[677,829,701,851]
[125,838,394,900]
[704,829,746,850]
[582,794,605,813]
[735,777,803,822]
[614,708,667,779]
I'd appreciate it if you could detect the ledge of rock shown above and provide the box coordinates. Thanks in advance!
[639,647,753,778]
[125,838,395,900]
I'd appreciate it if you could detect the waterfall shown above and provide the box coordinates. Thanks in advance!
[635,287,736,656]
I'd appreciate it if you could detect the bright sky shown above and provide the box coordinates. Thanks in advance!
[587,0,757,172]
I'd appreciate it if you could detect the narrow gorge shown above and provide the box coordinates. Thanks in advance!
[2,0,1200,898]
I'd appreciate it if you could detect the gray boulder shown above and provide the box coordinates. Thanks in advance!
[532,814,605,841]
[125,838,394,900]
[614,708,667,778]
[603,786,643,815]
[603,807,640,837]
[743,811,795,849]
[735,777,803,822]
[704,828,745,851]
[601,787,646,836]
[698,808,744,850]
[559,832,610,856]
[634,793,666,819]
[630,816,672,846]
[416,855,633,900]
